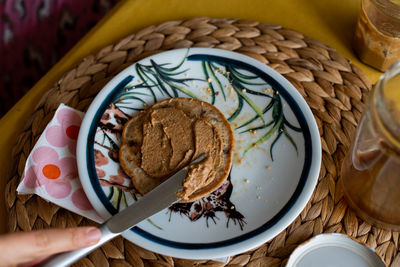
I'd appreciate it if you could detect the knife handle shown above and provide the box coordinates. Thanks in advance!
[38,224,119,267]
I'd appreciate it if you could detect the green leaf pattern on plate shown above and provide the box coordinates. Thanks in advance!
[114,51,301,159]
[95,49,302,230]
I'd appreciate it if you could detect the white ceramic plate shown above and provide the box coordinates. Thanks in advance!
[77,48,321,259]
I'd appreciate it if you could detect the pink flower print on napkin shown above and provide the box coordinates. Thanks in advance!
[72,188,93,211]
[46,107,82,155]
[23,146,77,199]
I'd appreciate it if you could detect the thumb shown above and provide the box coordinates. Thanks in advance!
[0,226,101,266]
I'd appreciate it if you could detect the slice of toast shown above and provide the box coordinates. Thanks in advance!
[119,97,234,202]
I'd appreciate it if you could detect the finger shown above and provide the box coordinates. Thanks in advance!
[18,256,48,267]
[0,227,101,266]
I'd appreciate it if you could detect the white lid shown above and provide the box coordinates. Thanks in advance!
[287,233,385,267]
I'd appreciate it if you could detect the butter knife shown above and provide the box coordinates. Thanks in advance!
[39,155,204,267]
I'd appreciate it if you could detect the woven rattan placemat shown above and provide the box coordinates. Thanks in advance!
[6,17,399,266]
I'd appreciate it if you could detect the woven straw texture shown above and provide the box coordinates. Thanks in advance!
[5,17,399,267]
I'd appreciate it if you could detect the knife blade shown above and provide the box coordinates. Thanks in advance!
[39,154,204,267]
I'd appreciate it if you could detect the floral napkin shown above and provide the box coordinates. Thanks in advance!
[17,104,103,223]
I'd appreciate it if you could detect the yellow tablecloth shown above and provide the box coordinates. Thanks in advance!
[0,0,382,233]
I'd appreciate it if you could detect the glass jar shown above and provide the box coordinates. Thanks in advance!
[341,60,400,230]
[353,0,400,71]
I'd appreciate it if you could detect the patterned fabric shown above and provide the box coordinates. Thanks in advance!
[0,0,119,116]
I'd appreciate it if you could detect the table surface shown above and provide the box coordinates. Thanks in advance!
[0,0,382,234]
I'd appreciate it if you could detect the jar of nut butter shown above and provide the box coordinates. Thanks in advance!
[341,60,400,230]
[353,0,400,71]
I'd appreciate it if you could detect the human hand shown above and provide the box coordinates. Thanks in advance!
[0,226,101,267]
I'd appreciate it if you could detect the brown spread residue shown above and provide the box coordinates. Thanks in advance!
[119,98,233,202]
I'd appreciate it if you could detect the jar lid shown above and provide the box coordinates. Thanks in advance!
[287,233,385,267]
